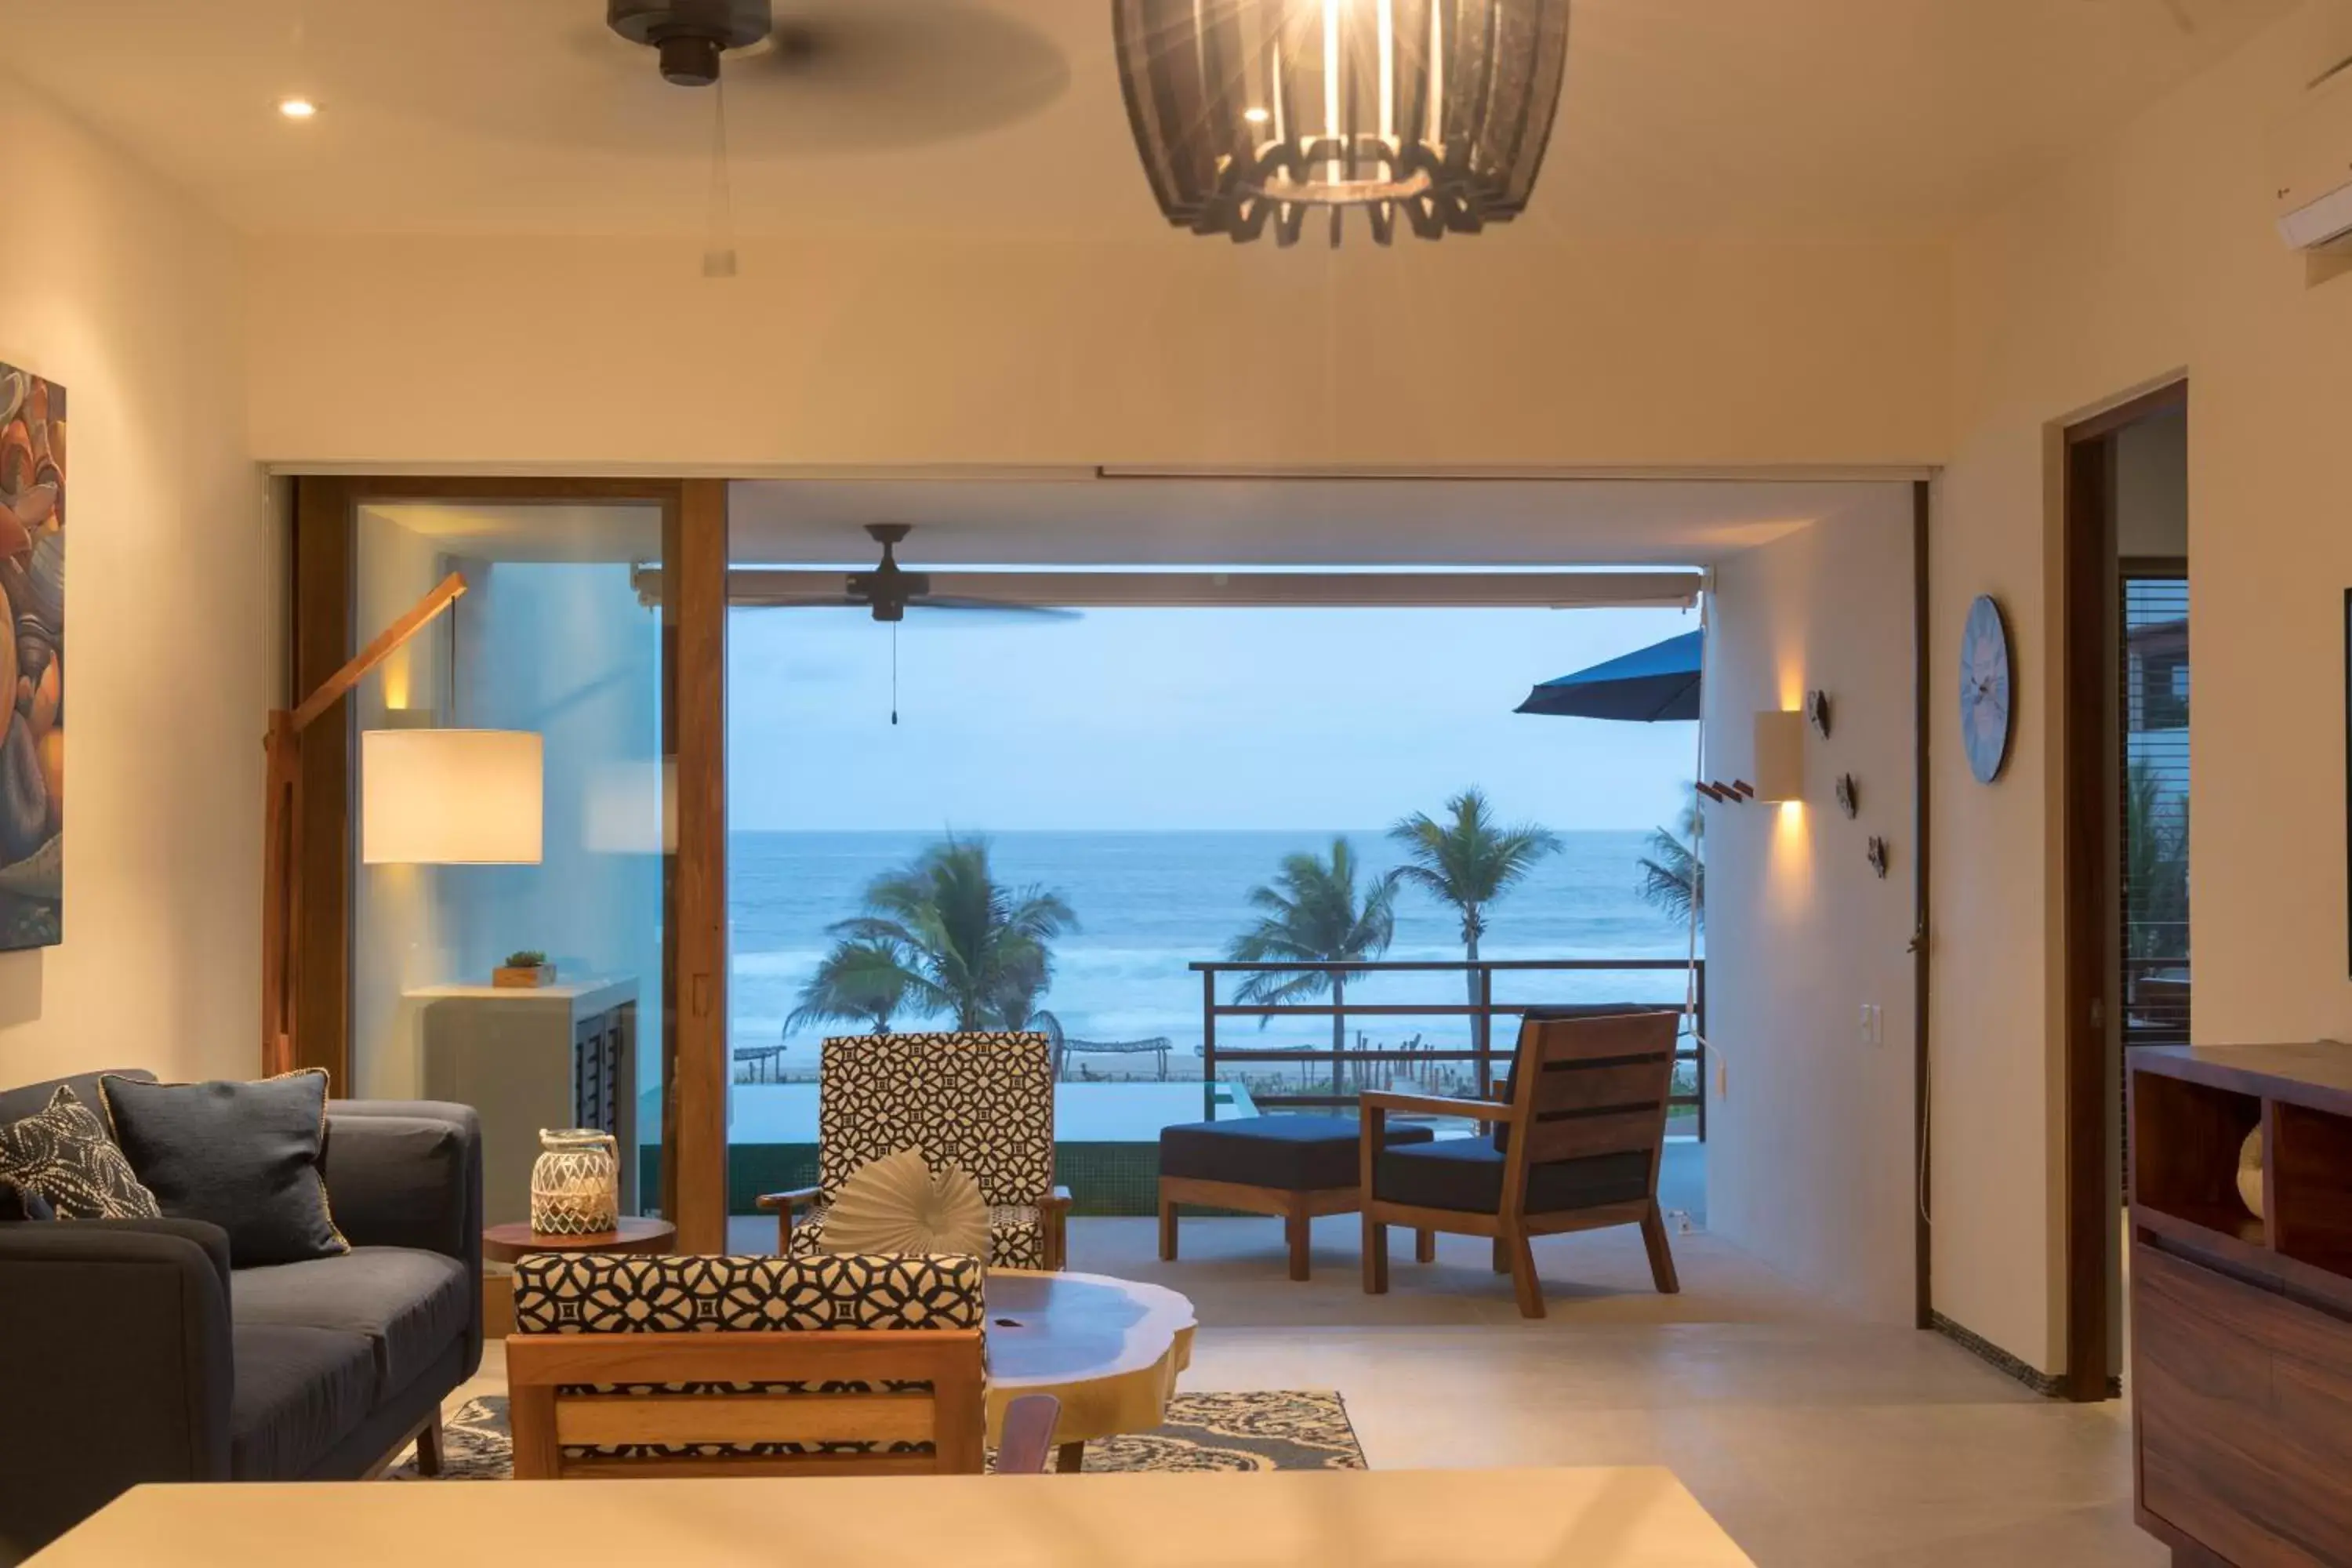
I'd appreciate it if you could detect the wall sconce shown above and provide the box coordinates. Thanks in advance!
[1751,710,1806,803]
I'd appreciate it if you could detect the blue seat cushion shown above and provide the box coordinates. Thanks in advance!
[233,1246,469,1396]
[1160,1115,1434,1192]
[1374,1138,1653,1215]
[228,1324,376,1479]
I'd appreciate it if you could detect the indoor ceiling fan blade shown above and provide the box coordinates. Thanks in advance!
[734,593,868,609]
[911,597,1083,620]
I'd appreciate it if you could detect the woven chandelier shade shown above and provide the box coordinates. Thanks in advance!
[1112,0,1571,246]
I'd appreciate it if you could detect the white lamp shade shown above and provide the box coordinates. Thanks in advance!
[1751,710,1806,803]
[362,729,543,865]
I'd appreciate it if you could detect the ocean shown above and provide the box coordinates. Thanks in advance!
[728,829,1698,1076]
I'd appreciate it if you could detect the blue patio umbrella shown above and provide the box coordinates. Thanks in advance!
[1515,630,1703,722]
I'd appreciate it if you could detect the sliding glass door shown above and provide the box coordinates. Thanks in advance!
[294,479,729,1250]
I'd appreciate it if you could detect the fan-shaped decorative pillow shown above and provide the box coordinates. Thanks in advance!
[822,1146,989,1259]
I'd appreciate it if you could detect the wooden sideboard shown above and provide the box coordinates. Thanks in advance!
[412,979,639,1229]
[2130,1043,2352,1566]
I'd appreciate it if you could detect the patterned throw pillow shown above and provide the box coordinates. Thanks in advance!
[0,1085,162,1220]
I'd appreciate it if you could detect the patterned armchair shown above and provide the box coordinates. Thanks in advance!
[755,1031,1069,1270]
[506,1251,987,1478]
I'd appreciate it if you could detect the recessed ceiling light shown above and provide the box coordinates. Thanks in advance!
[277,97,319,121]
[1243,106,1270,125]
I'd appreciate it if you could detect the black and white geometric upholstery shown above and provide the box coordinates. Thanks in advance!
[513,1252,985,1334]
[800,1032,1054,1270]
[511,1252,985,1461]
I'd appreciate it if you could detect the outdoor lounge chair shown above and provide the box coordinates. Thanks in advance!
[754,1031,1071,1270]
[1359,1007,1683,1318]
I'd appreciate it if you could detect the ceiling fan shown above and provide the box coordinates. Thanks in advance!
[735,524,1079,622]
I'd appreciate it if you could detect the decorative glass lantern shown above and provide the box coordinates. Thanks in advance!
[1112,0,1573,246]
[531,1128,621,1236]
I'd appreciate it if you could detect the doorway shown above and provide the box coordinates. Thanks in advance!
[2060,382,2188,1402]
[289,477,733,1251]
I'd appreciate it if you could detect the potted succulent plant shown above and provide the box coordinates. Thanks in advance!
[493,949,556,989]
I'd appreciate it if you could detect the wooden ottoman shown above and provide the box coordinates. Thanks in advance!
[1158,1115,1436,1281]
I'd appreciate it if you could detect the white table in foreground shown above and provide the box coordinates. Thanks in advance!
[36,1468,1751,1566]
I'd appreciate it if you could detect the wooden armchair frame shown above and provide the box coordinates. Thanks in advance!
[1360,1010,1682,1319]
[507,1327,987,1479]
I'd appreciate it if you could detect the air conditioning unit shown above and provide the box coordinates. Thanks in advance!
[2274,56,2352,250]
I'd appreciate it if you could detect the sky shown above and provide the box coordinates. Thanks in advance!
[726,604,1698,833]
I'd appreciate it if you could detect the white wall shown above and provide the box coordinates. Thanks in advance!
[1704,488,1920,1323]
[1931,0,2352,1374]
[346,526,664,1102]
[0,89,267,1091]
[241,233,1950,471]
[445,561,662,1043]
[2116,408,2188,559]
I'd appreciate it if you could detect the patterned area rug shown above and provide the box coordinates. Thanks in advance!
[385,1390,1364,1481]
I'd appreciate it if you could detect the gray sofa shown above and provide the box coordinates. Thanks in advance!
[0,1069,483,1563]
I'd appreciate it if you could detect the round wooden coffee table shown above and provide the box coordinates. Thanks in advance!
[983,1269,1196,1472]
[481,1217,677,1265]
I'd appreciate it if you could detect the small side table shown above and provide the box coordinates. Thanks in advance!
[983,1270,1196,1472]
[481,1218,677,1337]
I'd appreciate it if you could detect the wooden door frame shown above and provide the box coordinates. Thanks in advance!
[2059,379,2187,1402]
[1913,478,1933,1330]
[286,475,730,1252]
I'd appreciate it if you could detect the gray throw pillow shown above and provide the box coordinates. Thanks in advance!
[0,1085,160,1220]
[0,1181,55,1221]
[99,1069,348,1265]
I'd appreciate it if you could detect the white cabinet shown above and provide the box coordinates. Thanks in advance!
[412,979,640,1228]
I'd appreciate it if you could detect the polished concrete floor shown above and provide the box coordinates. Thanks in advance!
[466,1215,2158,1566]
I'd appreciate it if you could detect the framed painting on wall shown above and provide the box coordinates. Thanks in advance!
[0,364,63,949]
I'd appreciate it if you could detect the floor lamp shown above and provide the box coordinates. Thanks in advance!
[260,572,467,1079]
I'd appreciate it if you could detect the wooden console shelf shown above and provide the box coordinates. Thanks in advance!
[2131,1043,2352,1566]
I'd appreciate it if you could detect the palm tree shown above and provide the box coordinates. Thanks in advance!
[1228,837,1400,1095]
[785,938,914,1035]
[2124,757,2188,962]
[817,836,1077,1033]
[1388,789,1561,1013]
[1637,793,1704,931]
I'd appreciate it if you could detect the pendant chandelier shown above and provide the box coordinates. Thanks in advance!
[1112,0,1571,247]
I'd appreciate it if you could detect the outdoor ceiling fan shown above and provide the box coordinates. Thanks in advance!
[624,525,1076,620]
[762,524,1076,622]
[627,524,1069,622]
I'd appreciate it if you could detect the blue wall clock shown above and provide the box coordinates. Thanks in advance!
[1961,594,2013,783]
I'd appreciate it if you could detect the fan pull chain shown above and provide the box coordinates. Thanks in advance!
[891,619,899,726]
[702,77,739,279]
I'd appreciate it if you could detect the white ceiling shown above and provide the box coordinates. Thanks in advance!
[367,474,1910,567]
[0,0,2293,241]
